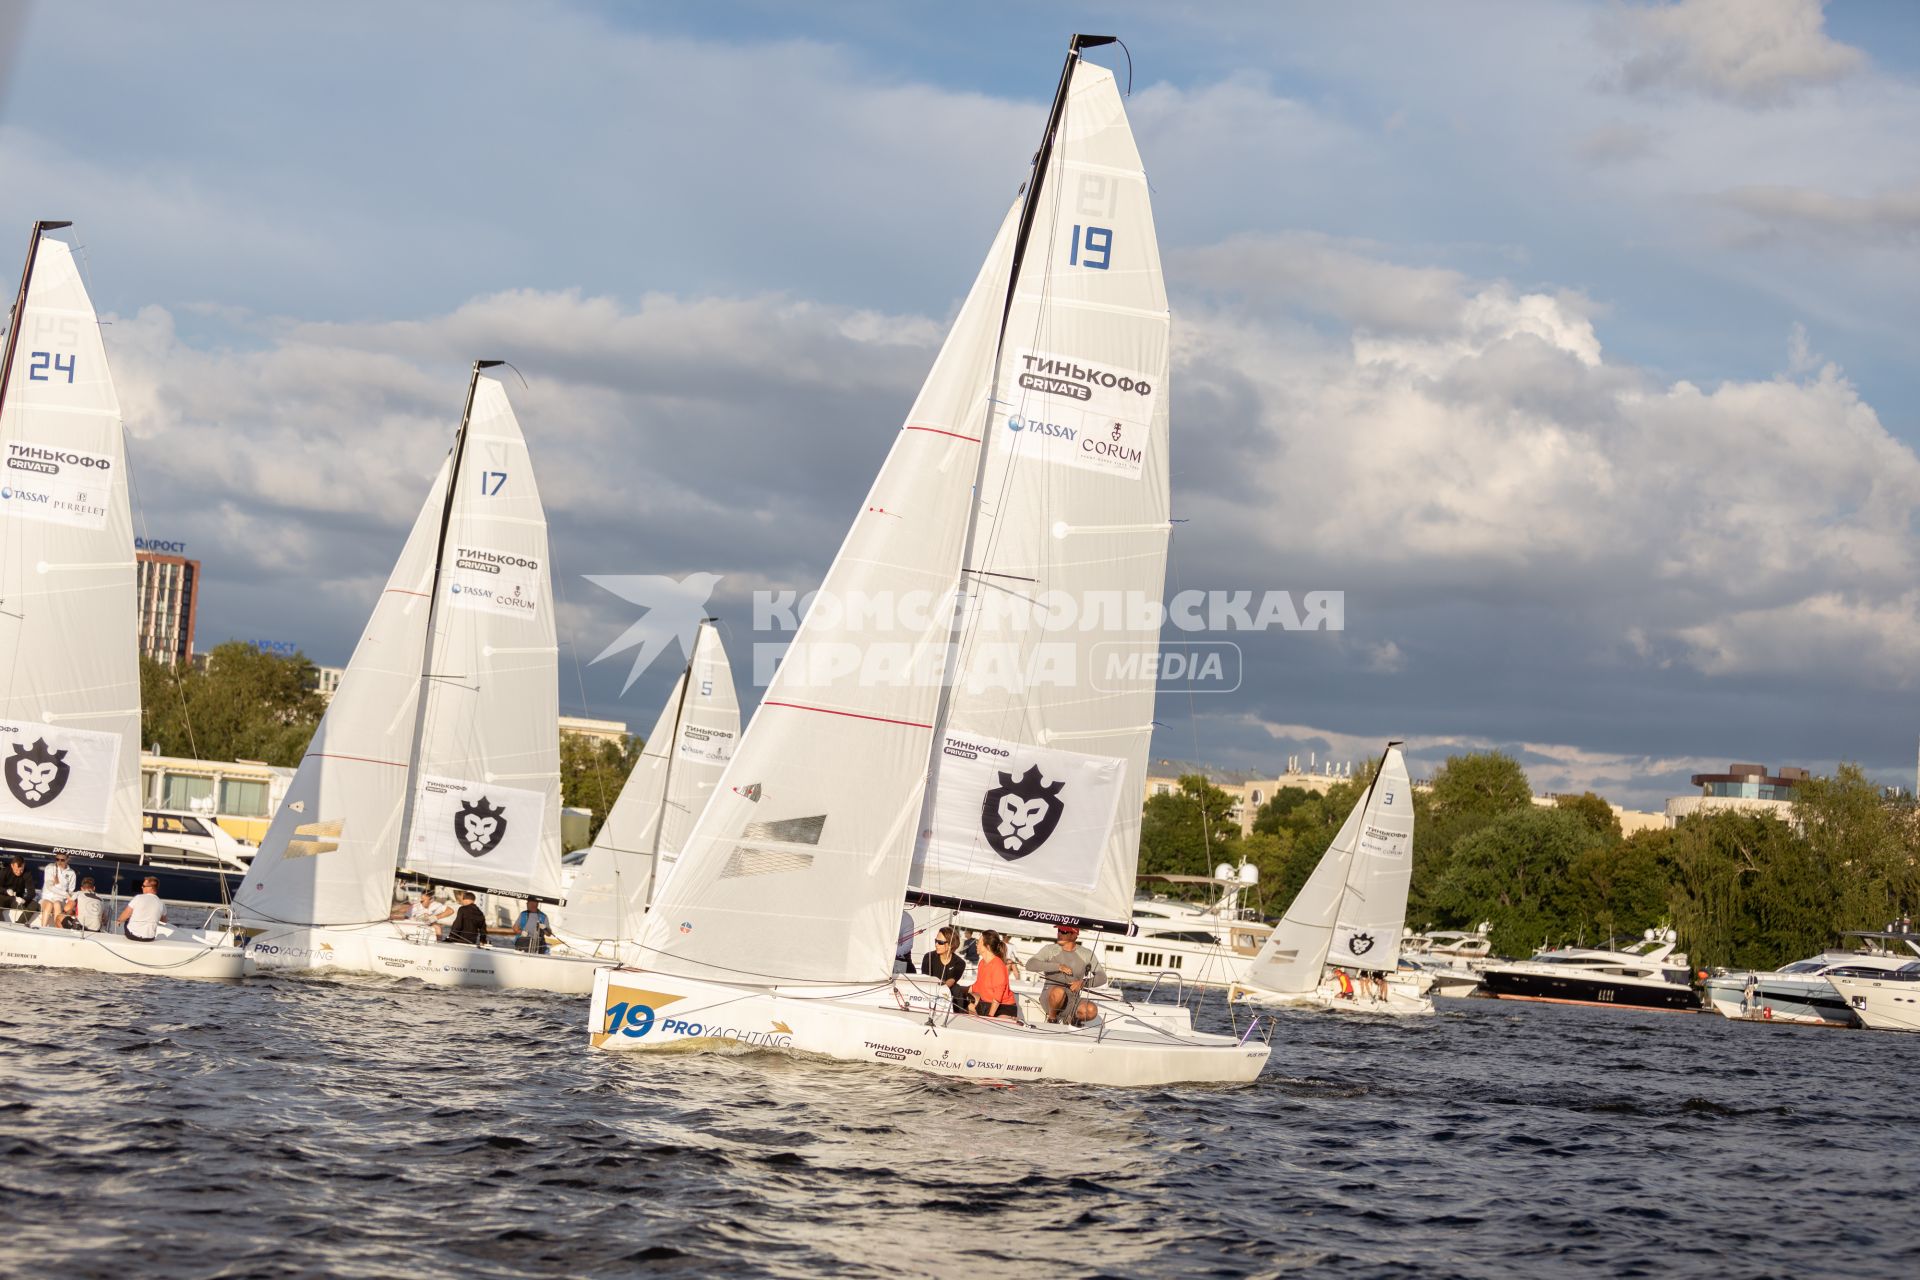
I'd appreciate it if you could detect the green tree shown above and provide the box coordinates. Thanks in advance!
[1666,809,1817,970]
[1429,806,1607,956]
[1138,774,1241,880]
[560,732,642,846]
[1565,827,1672,945]
[1555,791,1623,842]
[140,642,328,766]
[1411,750,1535,923]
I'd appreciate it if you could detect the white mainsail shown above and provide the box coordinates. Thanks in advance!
[908,60,1169,930]
[235,460,450,926]
[641,56,1162,983]
[0,226,141,856]
[565,620,739,943]
[1239,745,1414,993]
[397,377,562,902]
[237,369,560,925]
[1325,746,1415,970]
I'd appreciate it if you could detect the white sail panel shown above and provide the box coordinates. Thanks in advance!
[564,620,742,944]
[1326,747,1415,970]
[639,205,1023,985]
[907,60,1169,928]
[404,774,548,883]
[561,670,683,945]
[398,377,562,901]
[235,459,449,927]
[1239,790,1364,996]
[0,235,140,855]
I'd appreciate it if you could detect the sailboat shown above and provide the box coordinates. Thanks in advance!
[552,618,739,959]
[0,220,242,978]
[587,36,1269,1086]
[233,362,605,993]
[1229,744,1432,1015]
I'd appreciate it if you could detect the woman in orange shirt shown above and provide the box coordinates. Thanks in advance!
[970,930,1018,1020]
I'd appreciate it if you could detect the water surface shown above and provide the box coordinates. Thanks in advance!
[0,972,1911,1278]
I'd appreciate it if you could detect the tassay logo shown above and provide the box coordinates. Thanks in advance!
[6,737,72,809]
[981,765,1065,861]
[455,796,507,857]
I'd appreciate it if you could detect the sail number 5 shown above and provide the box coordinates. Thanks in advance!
[1069,225,1113,270]
[27,352,76,383]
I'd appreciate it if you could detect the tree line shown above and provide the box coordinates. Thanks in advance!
[1139,751,1920,970]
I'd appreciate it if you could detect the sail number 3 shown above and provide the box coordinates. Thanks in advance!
[27,352,76,383]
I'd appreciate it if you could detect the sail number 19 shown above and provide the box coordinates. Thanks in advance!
[1069,225,1113,270]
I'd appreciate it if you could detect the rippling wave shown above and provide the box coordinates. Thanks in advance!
[1,970,1913,1278]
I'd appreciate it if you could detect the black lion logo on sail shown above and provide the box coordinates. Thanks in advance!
[1348,932,1375,956]
[7,738,72,810]
[455,796,508,857]
[980,765,1065,861]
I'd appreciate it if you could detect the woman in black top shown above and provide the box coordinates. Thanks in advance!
[920,926,971,1012]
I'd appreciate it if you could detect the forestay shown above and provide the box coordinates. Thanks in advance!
[398,377,562,901]
[235,460,450,927]
[566,620,739,943]
[908,59,1170,930]
[0,232,141,855]
[636,203,1024,986]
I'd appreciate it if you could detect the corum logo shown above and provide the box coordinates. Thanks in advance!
[6,737,72,809]
[980,765,1065,861]
[455,796,508,857]
[1349,932,1375,956]
[1110,423,1122,441]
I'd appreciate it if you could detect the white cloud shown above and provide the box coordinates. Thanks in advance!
[1602,0,1865,106]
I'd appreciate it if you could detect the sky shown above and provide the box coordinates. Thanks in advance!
[2,0,1916,810]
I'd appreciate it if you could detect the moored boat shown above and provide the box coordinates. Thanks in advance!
[1480,929,1700,1011]
[1704,931,1920,1026]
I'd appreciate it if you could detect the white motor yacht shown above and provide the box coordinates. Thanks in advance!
[1703,931,1920,1026]
[1827,964,1920,1033]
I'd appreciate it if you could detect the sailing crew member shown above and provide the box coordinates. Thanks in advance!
[72,877,107,932]
[117,877,168,941]
[445,891,487,946]
[0,855,35,922]
[969,930,1018,1020]
[1023,924,1107,1025]
[36,852,77,928]
[919,926,971,1012]
[513,899,552,953]
[408,887,456,940]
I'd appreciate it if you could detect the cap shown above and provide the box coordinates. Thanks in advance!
[1056,923,1080,937]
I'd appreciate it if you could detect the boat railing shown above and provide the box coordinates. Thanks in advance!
[1140,969,1185,1007]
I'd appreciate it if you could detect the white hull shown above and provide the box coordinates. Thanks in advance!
[1230,972,1435,1017]
[1826,975,1920,1033]
[589,968,1267,1087]
[0,921,244,981]
[241,921,607,993]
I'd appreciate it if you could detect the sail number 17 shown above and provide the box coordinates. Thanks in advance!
[1069,225,1113,270]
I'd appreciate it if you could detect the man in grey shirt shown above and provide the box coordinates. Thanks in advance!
[1024,924,1107,1025]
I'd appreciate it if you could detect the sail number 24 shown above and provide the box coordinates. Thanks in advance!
[27,352,76,383]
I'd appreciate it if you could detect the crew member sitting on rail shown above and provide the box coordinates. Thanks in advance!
[117,877,167,941]
[36,852,76,928]
[1023,924,1107,1026]
[969,930,1018,1020]
[1,855,35,922]
[72,877,106,932]
[445,891,487,946]
[1331,968,1355,999]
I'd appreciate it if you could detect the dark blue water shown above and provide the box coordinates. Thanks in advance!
[0,971,1913,1278]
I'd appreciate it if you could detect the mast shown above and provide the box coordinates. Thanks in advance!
[636,620,709,919]
[1324,741,1404,966]
[0,221,72,417]
[918,34,1108,828]
[394,360,503,872]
